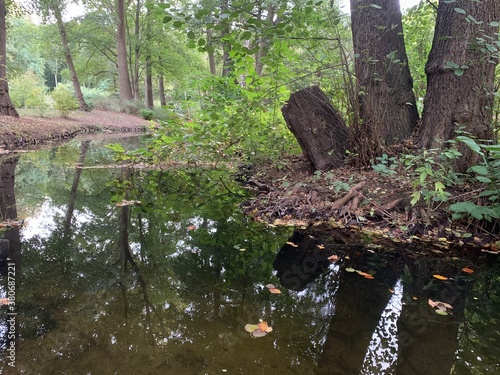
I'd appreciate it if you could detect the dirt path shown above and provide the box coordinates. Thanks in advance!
[0,110,151,150]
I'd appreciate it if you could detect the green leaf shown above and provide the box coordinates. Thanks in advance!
[173,20,183,28]
[187,30,195,39]
[454,69,464,76]
[457,136,483,155]
[370,4,382,9]
[476,176,492,183]
[240,31,252,40]
[454,7,466,14]
[345,267,356,273]
[489,21,500,27]
[469,165,488,175]
[163,15,172,23]
[435,310,448,316]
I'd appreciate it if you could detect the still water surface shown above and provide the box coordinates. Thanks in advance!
[0,136,499,374]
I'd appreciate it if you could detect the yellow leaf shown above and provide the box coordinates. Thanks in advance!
[245,324,258,333]
[317,244,325,250]
[0,298,9,305]
[269,288,281,294]
[286,241,299,248]
[433,274,448,281]
[462,267,474,274]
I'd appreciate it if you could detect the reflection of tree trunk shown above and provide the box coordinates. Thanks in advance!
[0,158,21,266]
[116,168,155,317]
[0,157,21,351]
[396,260,467,374]
[316,249,401,374]
[64,141,91,238]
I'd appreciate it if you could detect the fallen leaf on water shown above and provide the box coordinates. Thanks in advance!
[428,299,453,315]
[186,225,197,231]
[328,254,339,263]
[345,267,356,273]
[286,241,299,248]
[265,284,281,294]
[435,310,448,316]
[245,321,273,338]
[258,321,268,331]
[245,324,258,333]
[0,298,9,305]
[357,271,374,279]
[462,267,474,274]
[317,244,325,250]
[252,329,267,338]
[433,274,448,281]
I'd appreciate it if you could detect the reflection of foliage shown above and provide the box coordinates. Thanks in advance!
[455,262,500,373]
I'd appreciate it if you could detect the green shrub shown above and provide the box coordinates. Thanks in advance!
[51,85,79,118]
[10,71,48,111]
[139,108,154,120]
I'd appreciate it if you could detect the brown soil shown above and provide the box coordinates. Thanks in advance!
[240,155,500,252]
[0,110,151,151]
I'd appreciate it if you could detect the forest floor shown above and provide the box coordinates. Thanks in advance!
[0,109,498,252]
[0,109,150,151]
[239,154,500,253]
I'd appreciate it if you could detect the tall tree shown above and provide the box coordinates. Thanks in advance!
[349,0,418,162]
[415,0,500,171]
[116,0,133,100]
[52,3,90,111]
[0,0,19,117]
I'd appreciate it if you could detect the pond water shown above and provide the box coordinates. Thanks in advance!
[0,136,499,374]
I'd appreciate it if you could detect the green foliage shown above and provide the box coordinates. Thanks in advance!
[139,109,154,120]
[50,85,79,118]
[371,154,398,176]
[10,71,49,114]
[448,138,500,222]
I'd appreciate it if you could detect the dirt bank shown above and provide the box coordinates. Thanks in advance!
[0,110,151,150]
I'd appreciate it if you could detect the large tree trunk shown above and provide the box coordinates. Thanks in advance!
[0,0,18,117]
[132,0,141,100]
[220,0,232,77]
[158,74,166,107]
[53,6,90,112]
[282,86,348,170]
[116,0,133,101]
[416,0,500,172]
[350,0,418,162]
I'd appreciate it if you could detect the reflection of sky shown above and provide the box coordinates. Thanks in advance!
[21,197,98,241]
[361,279,403,374]
[21,198,61,240]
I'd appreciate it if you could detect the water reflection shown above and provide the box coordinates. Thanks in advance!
[0,138,498,374]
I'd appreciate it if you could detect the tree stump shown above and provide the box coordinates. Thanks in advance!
[281,86,348,170]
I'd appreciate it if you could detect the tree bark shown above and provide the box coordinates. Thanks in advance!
[416,0,500,171]
[0,0,18,117]
[53,6,90,112]
[116,0,133,101]
[158,74,166,106]
[206,28,216,75]
[350,0,418,162]
[282,86,349,170]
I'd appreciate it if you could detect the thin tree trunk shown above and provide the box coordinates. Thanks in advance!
[144,5,153,108]
[350,0,418,163]
[416,0,500,171]
[53,6,90,112]
[220,0,232,77]
[158,74,166,106]
[206,28,216,75]
[116,0,133,101]
[132,0,141,100]
[0,0,18,117]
